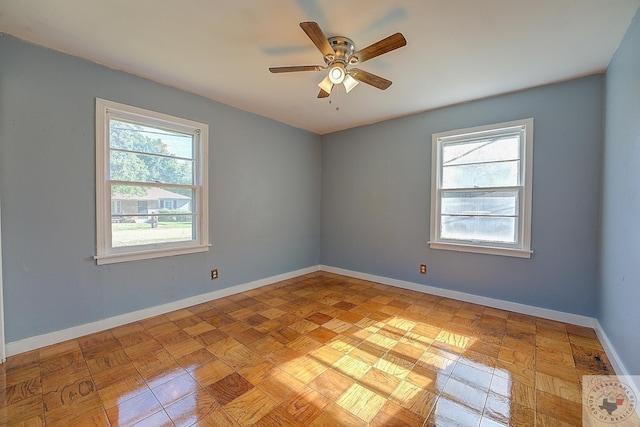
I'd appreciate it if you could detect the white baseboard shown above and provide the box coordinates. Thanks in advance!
[593,320,640,405]
[320,265,596,327]
[5,265,320,357]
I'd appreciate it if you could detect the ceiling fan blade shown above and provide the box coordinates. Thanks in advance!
[318,89,331,98]
[348,68,392,90]
[269,65,325,73]
[300,22,335,59]
[348,33,406,64]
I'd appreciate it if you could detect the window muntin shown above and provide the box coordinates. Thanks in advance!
[96,99,209,264]
[430,119,533,258]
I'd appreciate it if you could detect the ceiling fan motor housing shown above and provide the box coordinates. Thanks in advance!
[326,36,356,65]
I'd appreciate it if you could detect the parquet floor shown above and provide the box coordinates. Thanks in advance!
[0,271,617,426]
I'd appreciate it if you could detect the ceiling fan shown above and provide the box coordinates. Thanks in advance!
[269,22,407,98]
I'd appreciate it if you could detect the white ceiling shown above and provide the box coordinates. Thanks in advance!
[1,1,639,134]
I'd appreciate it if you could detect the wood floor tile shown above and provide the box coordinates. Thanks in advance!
[0,272,619,426]
[190,359,234,388]
[1,374,41,406]
[116,330,155,349]
[332,355,370,381]
[535,358,578,383]
[571,343,615,376]
[305,326,338,344]
[310,403,367,427]
[535,412,579,427]
[483,391,534,426]
[489,375,535,409]
[441,377,490,414]
[305,312,333,325]
[105,389,162,426]
[426,397,482,427]
[152,372,201,407]
[255,405,305,427]
[176,348,218,372]
[208,338,259,370]
[535,371,581,403]
[307,368,353,401]
[493,360,535,387]
[236,359,277,386]
[45,402,110,426]
[96,373,148,409]
[130,409,173,427]
[406,364,450,396]
[183,321,216,336]
[451,361,493,392]
[360,366,402,397]
[255,370,306,404]
[0,394,44,425]
[565,324,598,339]
[370,400,425,427]
[374,353,413,379]
[42,375,97,414]
[497,347,535,370]
[286,335,324,353]
[39,341,80,360]
[536,335,572,353]
[535,389,582,425]
[390,380,438,418]
[164,388,219,426]
[206,372,253,405]
[337,383,387,423]
[223,387,277,426]
[193,329,228,347]
[389,341,425,364]
[281,387,331,425]
[416,350,457,375]
[85,348,131,375]
[194,405,241,426]
[459,350,497,373]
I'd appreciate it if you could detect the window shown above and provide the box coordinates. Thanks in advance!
[430,118,533,258]
[95,99,209,264]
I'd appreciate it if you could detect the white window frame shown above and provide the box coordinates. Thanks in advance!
[95,98,209,265]
[429,118,533,258]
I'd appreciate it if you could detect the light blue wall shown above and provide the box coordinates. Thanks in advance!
[322,76,603,316]
[600,10,640,374]
[0,36,322,343]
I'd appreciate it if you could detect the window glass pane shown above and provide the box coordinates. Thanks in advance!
[442,160,519,189]
[110,150,193,185]
[441,216,517,243]
[111,215,194,248]
[111,185,194,248]
[441,191,518,216]
[111,186,193,215]
[443,135,519,166]
[110,119,194,158]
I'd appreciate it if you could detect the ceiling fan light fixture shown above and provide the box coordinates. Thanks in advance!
[328,63,346,84]
[343,74,359,93]
[318,75,334,94]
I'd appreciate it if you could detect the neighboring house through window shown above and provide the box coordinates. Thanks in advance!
[95,98,209,264]
[430,118,533,258]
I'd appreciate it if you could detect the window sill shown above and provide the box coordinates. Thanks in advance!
[95,244,210,265]
[428,241,532,258]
